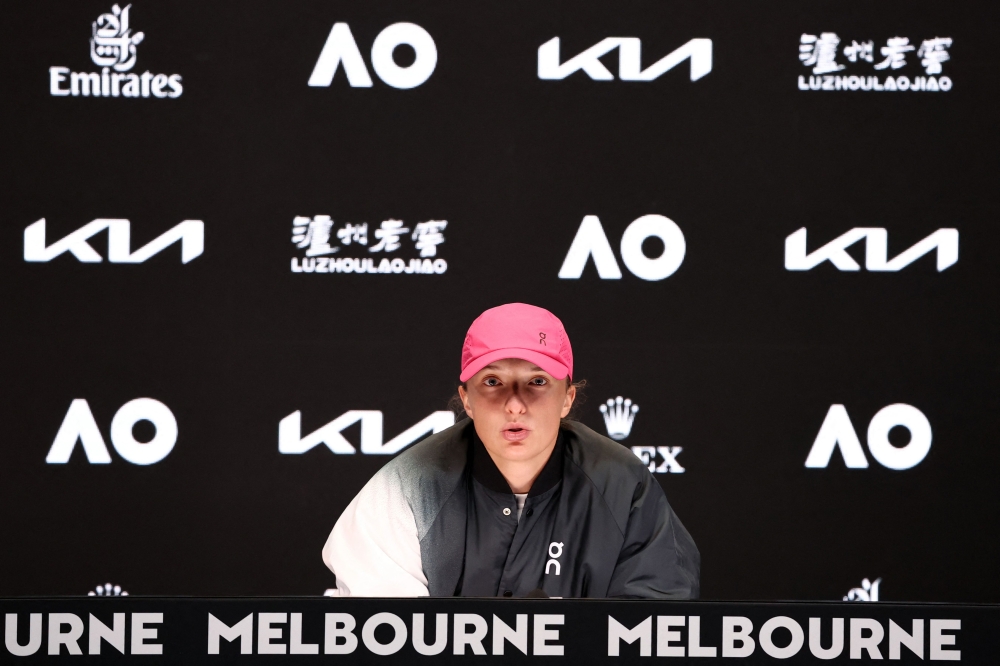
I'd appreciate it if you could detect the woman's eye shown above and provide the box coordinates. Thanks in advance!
[484,378,499,386]
[531,377,547,386]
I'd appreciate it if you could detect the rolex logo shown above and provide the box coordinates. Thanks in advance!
[88,582,128,597]
[599,396,639,441]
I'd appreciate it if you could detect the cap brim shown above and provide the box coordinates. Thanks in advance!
[460,348,570,383]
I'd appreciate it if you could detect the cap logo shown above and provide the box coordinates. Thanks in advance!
[539,331,547,346]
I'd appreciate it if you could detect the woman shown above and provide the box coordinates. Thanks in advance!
[322,303,699,598]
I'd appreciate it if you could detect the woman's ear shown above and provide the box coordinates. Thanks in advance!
[458,385,474,419]
[560,383,577,418]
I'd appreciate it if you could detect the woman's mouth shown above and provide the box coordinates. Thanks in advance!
[502,424,531,442]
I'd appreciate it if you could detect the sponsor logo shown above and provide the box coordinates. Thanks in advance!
[538,37,711,82]
[45,398,177,465]
[845,577,882,602]
[290,216,448,275]
[207,612,566,656]
[24,219,204,264]
[309,23,437,89]
[600,396,638,440]
[5,613,165,656]
[599,396,683,474]
[798,33,953,92]
[49,4,183,98]
[545,542,564,576]
[88,583,129,597]
[785,228,958,272]
[805,404,932,470]
[279,410,454,454]
[607,613,958,659]
[559,215,686,281]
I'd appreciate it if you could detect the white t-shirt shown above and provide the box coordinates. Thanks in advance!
[515,493,528,520]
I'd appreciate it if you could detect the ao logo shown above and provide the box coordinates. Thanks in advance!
[309,23,437,90]
[538,37,712,81]
[279,410,454,454]
[46,399,177,465]
[805,404,932,470]
[785,228,958,272]
[23,219,204,264]
[559,215,686,281]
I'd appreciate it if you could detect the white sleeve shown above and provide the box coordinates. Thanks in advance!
[321,469,429,597]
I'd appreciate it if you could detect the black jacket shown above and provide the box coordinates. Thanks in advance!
[322,418,699,598]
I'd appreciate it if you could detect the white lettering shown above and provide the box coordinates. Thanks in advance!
[889,619,923,660]
[24,218,204,264]
[533,615,564,656]
[785,227,958,272]
[866,404,933,470]
[559,214,686,281]
[538,37,711,81]
[656,616,685,657]
[207,613,253,655]
[412,614,447,656]
[257,613,287,655]
[130,613,163,655]
[5,614,43,656]
[759,616,804,659]
[309,23,373,87]
[278,410,454,455]
[930,619,960,661]
[722,616,755,658]
[109,398,177,465]
[805,404,932,470]
[688,616,717,657]
[324,613,357,655]
[849,618,883,659]
[492,614,528,656]
[88,613,126,655]
[804,405,869,469]
[558,215,622,279]
[48,614,84,656]
[453,614,488,656]
[808,617,844,659]
[607,616,651,657]
[46,399,112,464]
[310,23,436,89]
[362,613,407,656]
[290,613,318,655]
[370,23,437,89]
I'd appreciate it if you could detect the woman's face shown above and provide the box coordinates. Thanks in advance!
[459,357,576,466]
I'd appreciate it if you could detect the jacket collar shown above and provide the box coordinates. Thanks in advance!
[472,428,564,497]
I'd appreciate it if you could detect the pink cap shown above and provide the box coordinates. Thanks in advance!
[460,303,573,382]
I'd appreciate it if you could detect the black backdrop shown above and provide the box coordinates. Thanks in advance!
[1,0,997,603]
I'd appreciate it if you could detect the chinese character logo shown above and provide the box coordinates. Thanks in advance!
[799,33,844,74]
[412,220,448,257]
[918,37,952,75]
[290,215,450,275]
[90,4,144,72]
[371,220,410,252]
[292,216,337,257]
[797,32,953,92]
[874,37,913,71]
[600,396,639,441]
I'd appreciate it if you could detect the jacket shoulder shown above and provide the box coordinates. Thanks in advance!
[560,420,658,532]
[371,417,471,540]
[561,420,650,484]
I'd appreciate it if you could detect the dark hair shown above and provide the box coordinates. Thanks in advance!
[448,379,588,423]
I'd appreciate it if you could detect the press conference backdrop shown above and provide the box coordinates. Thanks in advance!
[1,0,997,603]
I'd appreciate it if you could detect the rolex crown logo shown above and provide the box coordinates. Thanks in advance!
[88,583,128,597]
[599,396,639,441]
